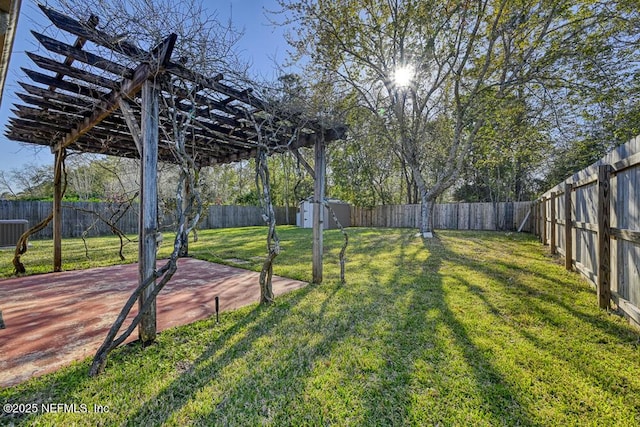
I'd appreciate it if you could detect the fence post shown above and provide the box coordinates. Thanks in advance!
[541,197,547,245]
[564,183,573,271]
[597,164,612,309]
[532,201,538,237]
[537,200,542,241]
[550,192,557,254]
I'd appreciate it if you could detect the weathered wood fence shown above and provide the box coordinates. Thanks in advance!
[534,134,640,327]
[351,202,532,231]
[0,201,296,240]
[0,200,533,240]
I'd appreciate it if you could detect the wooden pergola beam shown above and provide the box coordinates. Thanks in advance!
[166,63,266,111]
[23,68,108,100]
[40,5,146,59]
[15,95,93,115]
[28,52,120,90]
[52,33,177,153]
[19,82,100,109]
[31,31,134,79]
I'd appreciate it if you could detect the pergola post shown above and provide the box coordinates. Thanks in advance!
[312,137,326,284]
[53,148,65,272]
[138,80,159,344]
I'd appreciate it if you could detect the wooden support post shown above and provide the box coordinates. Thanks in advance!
[535,200,540,240]
[542,197,548,245]
[550,192,557,254]
[53,148,64,272]
[532,201,537,237]
[138,80,159,344]
[597,165,611,310]
[312,137,326,284]
[564,183,573,271]
[537,200,541,238]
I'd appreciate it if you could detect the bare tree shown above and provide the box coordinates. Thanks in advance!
[0,163,54,199]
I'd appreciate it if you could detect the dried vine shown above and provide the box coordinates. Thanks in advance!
[90,161,201,376]
[74,193,137,261]
[12,150,67,275]
[324,200,348,284]
[255,145,279,304]
[293,148,349,284]
[90,78,204,375]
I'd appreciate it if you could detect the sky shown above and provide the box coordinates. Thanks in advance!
[0,0,291,185]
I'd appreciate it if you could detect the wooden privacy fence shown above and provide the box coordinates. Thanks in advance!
[534,134,640,327]
[351,202,532,231]
[0,201,296,240]
[203,206,296,229]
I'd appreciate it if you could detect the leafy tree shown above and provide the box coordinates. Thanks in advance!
[454,88,551,202]
[278,0,576,236]
[527,0,640,187]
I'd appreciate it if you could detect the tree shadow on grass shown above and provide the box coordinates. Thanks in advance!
[0,282,315,426]
[395,235,537,425]
[9,229,634,425]
[0,361,90,425]
[127,229,538,425]
[436,232,640,422]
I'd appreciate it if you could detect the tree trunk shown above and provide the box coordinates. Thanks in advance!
[408,158,435,238]
[419,191,435,238]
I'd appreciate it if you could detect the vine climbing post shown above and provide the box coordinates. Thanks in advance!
[255,145,278,304]
[313,136,326,284]
[138,79,159,345]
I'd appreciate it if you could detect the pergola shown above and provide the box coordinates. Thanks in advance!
[5,5,344,342]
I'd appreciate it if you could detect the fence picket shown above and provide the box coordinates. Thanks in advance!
[538,134,640,327]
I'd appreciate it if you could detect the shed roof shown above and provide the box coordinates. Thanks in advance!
[4,5,344,167]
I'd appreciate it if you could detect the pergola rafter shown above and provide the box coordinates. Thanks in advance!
[4,4,339,165]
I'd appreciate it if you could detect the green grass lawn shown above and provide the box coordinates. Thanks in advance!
[1,227,639,426]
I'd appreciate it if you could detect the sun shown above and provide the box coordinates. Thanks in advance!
[393,65,414,88]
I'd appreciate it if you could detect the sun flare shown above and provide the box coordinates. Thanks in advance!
[393,65,414,88]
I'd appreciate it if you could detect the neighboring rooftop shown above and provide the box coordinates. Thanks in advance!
[0,0,21,106]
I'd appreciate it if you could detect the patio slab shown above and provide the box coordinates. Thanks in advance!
[0,258,307,388]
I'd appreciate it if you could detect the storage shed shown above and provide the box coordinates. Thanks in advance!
[297,198,351,229]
